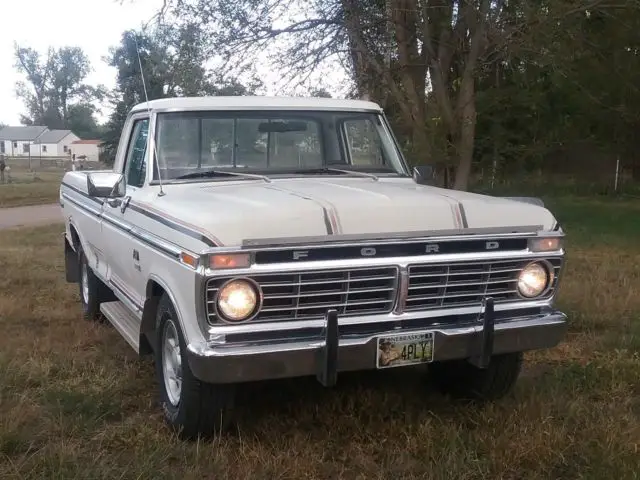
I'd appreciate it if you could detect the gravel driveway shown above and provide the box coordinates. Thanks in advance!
[0,203,63,230]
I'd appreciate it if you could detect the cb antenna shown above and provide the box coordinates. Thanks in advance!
[133,33,165,197]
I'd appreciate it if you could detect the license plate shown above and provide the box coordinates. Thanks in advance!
[376,332,434,369]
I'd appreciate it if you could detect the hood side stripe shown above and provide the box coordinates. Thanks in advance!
[322,209,335,235]
[458,203,469,228]
[264,185,341,235]
[129,201,222,246]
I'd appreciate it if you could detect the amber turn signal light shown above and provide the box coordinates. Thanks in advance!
[179,252,199,268]
[210,253,251,269]
[528,237,562,252]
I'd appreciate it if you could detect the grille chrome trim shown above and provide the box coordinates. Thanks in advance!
[405,258,562,311]
[206,266,399,323]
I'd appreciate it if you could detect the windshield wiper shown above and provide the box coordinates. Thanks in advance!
[174,169,271,183]
[325,167,379,181]
[292,167,379,181]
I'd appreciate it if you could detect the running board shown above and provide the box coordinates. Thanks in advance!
[100,301,141,353]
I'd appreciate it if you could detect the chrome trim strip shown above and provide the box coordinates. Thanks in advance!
[63,190,187,263]
[91,265,143,316]
[62,180,218,248]
[108,280,142,319]
[61,192,102,217]
[139,106,384,114]
[61,182,103,205]
[129,226,182,260]
[393,267,409,314]
[101,209,183,260]
[203,250,563,276]
[238,226,555,249]
[202,299,557,336]
[127,201,219,247]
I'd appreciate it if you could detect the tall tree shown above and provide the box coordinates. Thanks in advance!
[14,44,103,130]
[101,24,263,162]
[157,0,620,190]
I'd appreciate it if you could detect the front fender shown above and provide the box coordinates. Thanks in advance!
[141,269,204,351]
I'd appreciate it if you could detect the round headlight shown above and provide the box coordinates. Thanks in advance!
[517,262,550,298]
[216,279,259,322]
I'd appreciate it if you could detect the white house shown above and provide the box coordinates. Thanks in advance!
[31,129,81,157]
[70,139,103,162]
[0,126,48,156]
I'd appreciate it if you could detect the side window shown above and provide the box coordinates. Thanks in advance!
[124,118,149,188]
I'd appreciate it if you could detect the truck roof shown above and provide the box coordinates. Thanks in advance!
[130,96,383,114]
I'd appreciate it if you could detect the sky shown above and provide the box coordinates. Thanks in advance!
[0,0,168,125]
[0,0,349,127]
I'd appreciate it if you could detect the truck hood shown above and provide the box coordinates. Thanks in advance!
[146,178,556,246]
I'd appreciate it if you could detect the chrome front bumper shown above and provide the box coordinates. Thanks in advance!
[185,309,568,385]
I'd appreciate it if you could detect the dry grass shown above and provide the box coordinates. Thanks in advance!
[1,198,639,479]
[0,168,64,208]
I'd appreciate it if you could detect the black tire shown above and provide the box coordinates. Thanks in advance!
[154,293,236,440]
[77,244,110,322]
[428,352,523,401]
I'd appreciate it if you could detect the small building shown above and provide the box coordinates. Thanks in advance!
[31,129,81,157]
[70,139,103,163]
[0,126,48,156]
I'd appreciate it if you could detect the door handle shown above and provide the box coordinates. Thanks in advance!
[106,198,122,208]
[106,196,131,213]
[120,196,131,213]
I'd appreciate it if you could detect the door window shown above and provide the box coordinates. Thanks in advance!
[124,118,149,187]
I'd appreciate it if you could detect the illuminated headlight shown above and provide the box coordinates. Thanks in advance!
[216,279,260,322]
[517,262,552,298]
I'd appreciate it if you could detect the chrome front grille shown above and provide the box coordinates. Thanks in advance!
[206,266,399,323]
[405,258,562,311]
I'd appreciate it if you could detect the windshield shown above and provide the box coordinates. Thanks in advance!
[153,110,409,181]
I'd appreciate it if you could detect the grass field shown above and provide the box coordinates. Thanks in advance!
[0,196,639,479]
[0,169,64,208]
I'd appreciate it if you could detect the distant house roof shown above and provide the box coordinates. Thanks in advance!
[0,125,48,141]
[33,129,74,144]
[71,139,103,145]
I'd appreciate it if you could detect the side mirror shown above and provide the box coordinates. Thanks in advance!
[87,173,125,198]
[412,165,435,185]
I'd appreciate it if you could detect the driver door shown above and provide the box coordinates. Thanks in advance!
[102,116,149,310]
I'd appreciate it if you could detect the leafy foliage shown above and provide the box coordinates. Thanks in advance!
[157,0,640,190]
[101,24,263,163]
[13,44,104,137]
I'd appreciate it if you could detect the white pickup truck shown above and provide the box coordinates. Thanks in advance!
[60,96,567,439]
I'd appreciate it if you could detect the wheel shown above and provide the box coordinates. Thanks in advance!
[77,244,110,322]
[154,293,236,440]
[428,352,524,401]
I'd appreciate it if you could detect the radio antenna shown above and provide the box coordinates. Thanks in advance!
[133,33,165,197]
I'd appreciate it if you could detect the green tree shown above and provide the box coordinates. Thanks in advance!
[157,0,632,190]
[101,24,263,163]
[14,44,104,130]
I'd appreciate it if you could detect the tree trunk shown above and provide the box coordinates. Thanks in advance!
[453,75,477,190]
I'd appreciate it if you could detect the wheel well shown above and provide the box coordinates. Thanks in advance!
[140,279,166,356]
[146,280,165,299]
[64,225,81,283]
[69,224,80,250]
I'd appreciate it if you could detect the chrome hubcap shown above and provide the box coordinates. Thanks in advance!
[162,318,182,406]
[81,262,89,304]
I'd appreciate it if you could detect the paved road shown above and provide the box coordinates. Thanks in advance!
[0,203,63,230]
